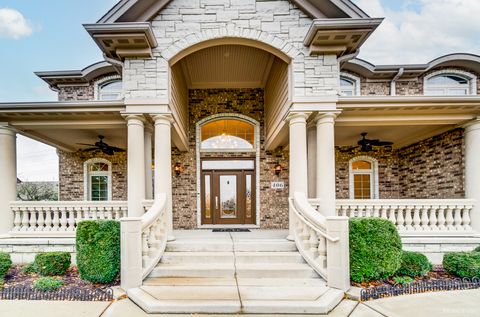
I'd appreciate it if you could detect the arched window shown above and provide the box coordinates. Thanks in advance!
[349,157,378,199]
[200,119,255,151]
[84,158,112,201]
[98,79,123,100]
[340,73,360,96]
[424,71,476,96]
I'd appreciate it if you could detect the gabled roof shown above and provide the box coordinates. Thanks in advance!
[98,0,369,23]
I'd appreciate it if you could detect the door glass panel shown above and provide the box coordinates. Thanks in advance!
[220,175,237,219]
[246,174,252,218]
[91,176,108,201]
[204,175,211,219]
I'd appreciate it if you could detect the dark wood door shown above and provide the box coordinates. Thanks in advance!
[201,169,255,225]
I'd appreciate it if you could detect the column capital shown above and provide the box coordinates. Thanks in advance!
[152,113,174,126]
[287,112,310,125]
[463,117,480,133]
[314,111,340,125]
[123,114,146,126]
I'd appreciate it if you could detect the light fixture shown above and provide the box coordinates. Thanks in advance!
[174,162,182,176]
[274,163,282,176]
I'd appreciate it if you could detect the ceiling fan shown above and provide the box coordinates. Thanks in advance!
[77,135,125,155]
[357,132,393,152]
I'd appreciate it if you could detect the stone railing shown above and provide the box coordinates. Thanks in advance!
[121,193,168,290]
[9,201,128,237]
[321,199,474,236]
[290,192,350,291]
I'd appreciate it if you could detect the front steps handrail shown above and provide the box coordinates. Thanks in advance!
[120,193,168,289]
[290,192,350,291]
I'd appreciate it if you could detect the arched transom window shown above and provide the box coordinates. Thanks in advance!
[84,159,112,201]
[349,157,378,199]
[200,119,255,151]
[424,73,474,96]
[98,79,123,100]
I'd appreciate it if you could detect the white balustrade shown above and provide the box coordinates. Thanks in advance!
[290,192,350,291]
[328,199,475,236]
[9,201,128,237]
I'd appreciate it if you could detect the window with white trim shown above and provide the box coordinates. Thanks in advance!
[340,74,360,96]
[200,119,256,151]
[98,79,123,100]
[349,157,378,199]
[424,73,473,96]
[84,159,112,201]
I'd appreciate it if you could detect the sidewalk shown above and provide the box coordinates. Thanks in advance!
[0,289,478,317]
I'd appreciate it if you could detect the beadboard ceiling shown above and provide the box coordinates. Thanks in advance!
[179,44,276,89]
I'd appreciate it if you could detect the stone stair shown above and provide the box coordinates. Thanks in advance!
[127,230,344,314]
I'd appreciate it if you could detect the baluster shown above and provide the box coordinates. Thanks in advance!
[36,207,45,232]
[437,205,446,231]
[364,205,372,218]
[301,224,310,249]
[429,205,438,232]
[20,208,29,231]
[309,229,319,258]
[114,207,121,220]
[413,205,422,231]
[335,205,340,216]
[404,206,414,232]
[12,207,21,231]
[420,205,430,231]
[44,208,52,231]
[92,206,99,220]
[67,207,75,231]
[380,205,388,219]
[59,207,68,231]
[107,207,113,220]
[388,205,397,227]
[148,224,158,253]
[445,205,454,231]
[462,205,472,231]
[52,208,60,231]
[75,207,83,228]
[373,205,380,218]
[28,208,37,232]
[142,230,150,268]
[316,236,327,269]
[453,206,462,231]
[396,206,405,232]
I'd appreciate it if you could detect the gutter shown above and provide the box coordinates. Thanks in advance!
[390,67,404,96]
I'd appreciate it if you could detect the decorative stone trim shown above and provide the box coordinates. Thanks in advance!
[348,156,379,199]
[83,158,113,201]
[423,69,477,95]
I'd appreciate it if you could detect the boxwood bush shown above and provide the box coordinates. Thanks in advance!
[350,218,403,282]
[474,245,480,252]
[0,252,12,278]
[76,220,120,284]
[34,252,71,276]
[443,251,480,279]
[397,251,432,277]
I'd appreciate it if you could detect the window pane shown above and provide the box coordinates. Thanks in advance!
[91,175,108,201]
[352,160,372,170]
[220,175,237,218]
[246,174,252,218]
[201,119,254,150]
[204,175,211,219]
[354,174,371,199]
[99,80,122,100]
[89,163,109,172]
[426,74,470,96]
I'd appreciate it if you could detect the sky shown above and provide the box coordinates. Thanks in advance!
[1,0,480,181]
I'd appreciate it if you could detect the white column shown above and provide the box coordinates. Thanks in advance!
[464,119,480,233]
[288,112,309,240]
[153,114,175,241]
[0,125,16,236]
[144,126,153,200]
[126,115,146,217]
[316,113,337,217]
[307,124,317,198]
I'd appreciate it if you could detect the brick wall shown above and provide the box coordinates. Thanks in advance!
[58,150,127,201]
[57,74,118,101]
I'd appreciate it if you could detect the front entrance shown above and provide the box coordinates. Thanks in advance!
[201,159,256,225]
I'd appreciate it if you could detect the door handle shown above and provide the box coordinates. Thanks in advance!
[215,196,219,210]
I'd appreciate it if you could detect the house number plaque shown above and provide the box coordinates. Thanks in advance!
[271,182,285,189]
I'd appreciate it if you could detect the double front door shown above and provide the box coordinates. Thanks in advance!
[201,159,256,225]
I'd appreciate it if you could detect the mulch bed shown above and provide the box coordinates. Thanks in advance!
[3,265,119,293]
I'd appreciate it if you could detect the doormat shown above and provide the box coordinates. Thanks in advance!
[212,228,251,232]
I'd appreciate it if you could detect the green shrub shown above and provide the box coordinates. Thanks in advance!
[33,277,63,291]
[0,278,4,289]
[349,218,403,282]
[474,245,480,252]
[397,251,432,277]
[443,252,480,278]
[0,252,12,278]
[34,252,71,276]
[76,220,120,284]
[21,263,37,274]
[393,276,414,285]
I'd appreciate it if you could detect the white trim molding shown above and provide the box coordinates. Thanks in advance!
[83,158,113,201]
[348,156,379,199]
[424,69,477,96]
[340,72,361,96]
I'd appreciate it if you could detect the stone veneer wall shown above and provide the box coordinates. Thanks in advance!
[335,129,464,199]
[57,74,119,101]
[171,88,289,229]
[58,150,127,201]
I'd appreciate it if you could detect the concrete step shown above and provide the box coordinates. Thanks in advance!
[166,240,233,252]
[148,263,235,278]
[235,251,304,263]
[236,263,318,278]
[234,240,297,252]
[160,251,234,264]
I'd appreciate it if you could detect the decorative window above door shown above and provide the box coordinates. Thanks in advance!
[83,158,112,201]
[200,119,255,151]
[349,156,379,199]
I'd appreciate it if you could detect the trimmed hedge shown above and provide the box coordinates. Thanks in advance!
[474,245,480,252]
[350,218,403,282]
[34,252,71,276]
[76,220,120,284]
[397,251,432,277]
[443,251,480,279]
[0,252,12,278]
